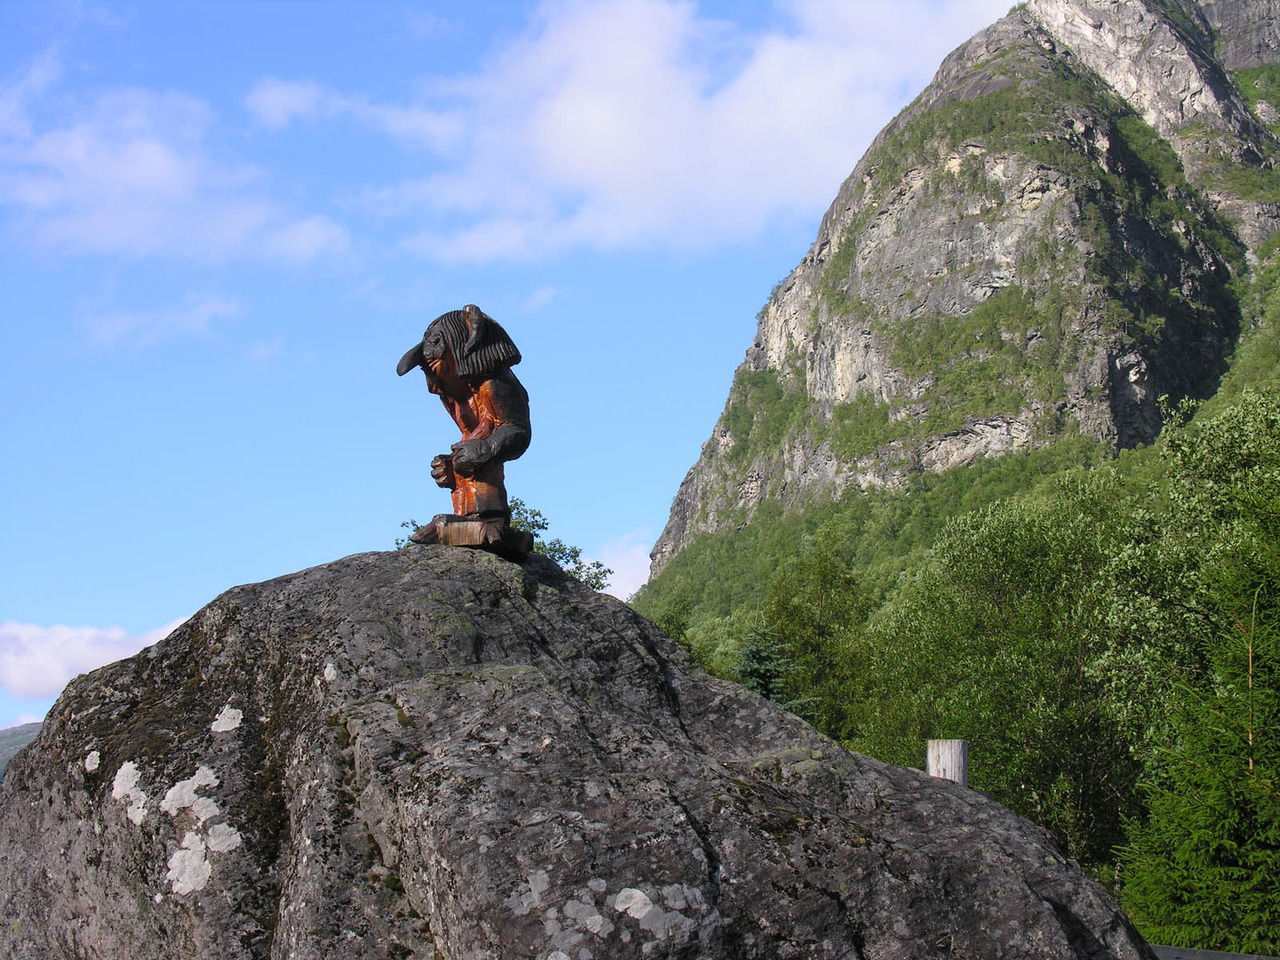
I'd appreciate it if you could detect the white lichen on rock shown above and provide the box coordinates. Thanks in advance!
[210,704,243,733]
[84,750,100,773]
[167,831,212,895]
[612,887,695,940]
[156,768,242,894]
[160,765,220,822]
[111,760,148,825]
[505,869,552,917]
[613,887,653,920]
[206,822,242,853]
[564,898,613,937]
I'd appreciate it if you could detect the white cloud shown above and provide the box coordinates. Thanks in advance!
[83,293,239,345]
[243,337,285,364]
[0,52,60,140]
[599,528,655,601]
[0,58,347,262]
[4,2,1014,264]
[263,214,350,261]
[246,77,461,149]
[403,216,544,263]
[405,10,455,39]
[521,284,561,313]
[243,78,326,129]
[1,84,269,257]
[0,618,185,698]
[357,100,461,148]
[287,0,1014,262]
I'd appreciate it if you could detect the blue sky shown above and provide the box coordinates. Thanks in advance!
[0,0,1012,728]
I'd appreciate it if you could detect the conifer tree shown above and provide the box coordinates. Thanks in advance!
[1119,390,1280,951]
[1119,558,1280,951]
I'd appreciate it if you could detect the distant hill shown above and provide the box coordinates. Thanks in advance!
[0,723,41,775]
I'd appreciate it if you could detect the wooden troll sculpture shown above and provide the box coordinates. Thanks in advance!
[396,304,534,558]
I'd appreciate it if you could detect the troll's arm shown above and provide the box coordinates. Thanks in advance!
[450,370,531,477]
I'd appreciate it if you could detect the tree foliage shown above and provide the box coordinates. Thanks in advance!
[853,478,1143,866]
[641,382,1280,926]
[730,546,871,734]
[1117,391,1280,951]
[509,498,613,591]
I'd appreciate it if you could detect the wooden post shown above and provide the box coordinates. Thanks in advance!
[927,739,968,787]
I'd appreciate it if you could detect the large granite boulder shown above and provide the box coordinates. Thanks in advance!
[0,548,1152,959]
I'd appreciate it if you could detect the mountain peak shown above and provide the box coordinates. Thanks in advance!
[650,0,1279,576]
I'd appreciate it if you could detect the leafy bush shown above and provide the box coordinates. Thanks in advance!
[509,498,612,590]
[854,477,1143,866]
[829,394,901,460]
[1236,64,1280,137]
[739,546,872,734]
[721,366,813,467]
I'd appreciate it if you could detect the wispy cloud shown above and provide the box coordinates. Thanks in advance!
[265,0,1013,263]
[263,214,350,261]
[5,2,1010,265]
[0,56,348,262]
[243,337,285,365]
[405,10,456,40]
[33,0,131,32]
[245,77,461,149]
[0,618,185,698]
[521,283,561,313]
[243,78,327,129]
[82,293,239,345]
[0,51,60,140]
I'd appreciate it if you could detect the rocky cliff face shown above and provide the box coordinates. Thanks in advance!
[0,548,1152,959]
[651,0,1280,577]
[1206,0,1280,69]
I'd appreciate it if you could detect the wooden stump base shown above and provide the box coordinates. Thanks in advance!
[409,514,535,561]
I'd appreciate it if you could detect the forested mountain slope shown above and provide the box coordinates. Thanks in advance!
[650,0,1280,576]
[635,2,1280,949]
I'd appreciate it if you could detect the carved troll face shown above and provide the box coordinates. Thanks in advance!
[397,303,522,387]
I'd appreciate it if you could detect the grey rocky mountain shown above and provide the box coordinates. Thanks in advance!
[651,0,1280,576]
[0,548,1152,959]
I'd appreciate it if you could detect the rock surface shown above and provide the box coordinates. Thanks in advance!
[650,0,1280,577]
[1,548,1153,959]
